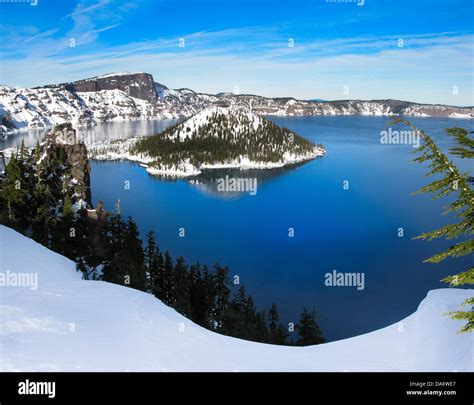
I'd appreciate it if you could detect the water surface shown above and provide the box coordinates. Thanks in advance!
[3,116,472,341]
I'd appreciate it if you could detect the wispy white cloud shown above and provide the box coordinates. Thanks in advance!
[63,0,110,19]
[77,23,121,46]
[0,22,472,105]
[24,28,60,43]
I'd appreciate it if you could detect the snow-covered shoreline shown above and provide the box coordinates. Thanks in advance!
[91,147,326,177]
[0,225,471,372]
[2,111,472,137]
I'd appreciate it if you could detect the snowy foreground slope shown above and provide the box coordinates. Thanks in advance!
[0,225,472,372]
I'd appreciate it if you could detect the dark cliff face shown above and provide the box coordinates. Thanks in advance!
[35,123,92,208]
[62,142,92,205]
[67,72,158,103]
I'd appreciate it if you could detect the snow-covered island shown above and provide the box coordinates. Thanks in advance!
[88,106,326,177]
[0,225,471,372]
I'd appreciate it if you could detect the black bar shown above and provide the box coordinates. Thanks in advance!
[0,372,471,403]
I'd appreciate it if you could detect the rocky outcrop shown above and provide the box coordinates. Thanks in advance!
[66,72,158,103]
[35,123,92,207]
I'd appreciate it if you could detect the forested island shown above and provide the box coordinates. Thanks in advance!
[88,106,325,176]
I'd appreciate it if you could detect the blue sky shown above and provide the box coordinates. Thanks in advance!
[0,0,473,105]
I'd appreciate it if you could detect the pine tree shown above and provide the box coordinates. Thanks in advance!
[268,303,280,343]
[75,202,107,280]
[33,140,41,162]
[0,154,29,231]
[189,262,213,327]
[123,217,147,291]
[19,140,28,161]
[163,251,175,306]
[268,303,288,344]
[145,230,158,292]
[102,213,126,285]
[51,194,76,260]
[211,263,231,331]
[153,249,165,300]
[254,310,270,343]
[31,182,54,246]
[221,286,250,338]
[275,324,289,345]
[173,256,191,316]
[295,307,325,346]
[393,120,474,333]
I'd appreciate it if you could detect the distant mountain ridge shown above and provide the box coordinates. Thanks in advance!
[1,72,472,133]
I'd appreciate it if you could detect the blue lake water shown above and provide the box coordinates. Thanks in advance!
[88,115,473,341]
[4,116,472,341]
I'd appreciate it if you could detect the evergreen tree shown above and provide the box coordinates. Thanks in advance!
[123,217,147,291]
[268,303,279,343]
[153,249,165,300]
[31,183,55,246]
[393,120,474,333]
[162,251,175,306]
[0,154,29,231]
[19,140,28,161]
[221,286,250,338]
[33,140,41,162]
[295,307,325,346]
[145,230,158,292]
[75,202,108,280]
[211,264,231,331]
[274,324,289,345]
[254,310,270,343]
[51,194,77,259]
[268,303,288,345]
[173,256,191,316]
[189,262,213,327]
[102,213,127,285]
